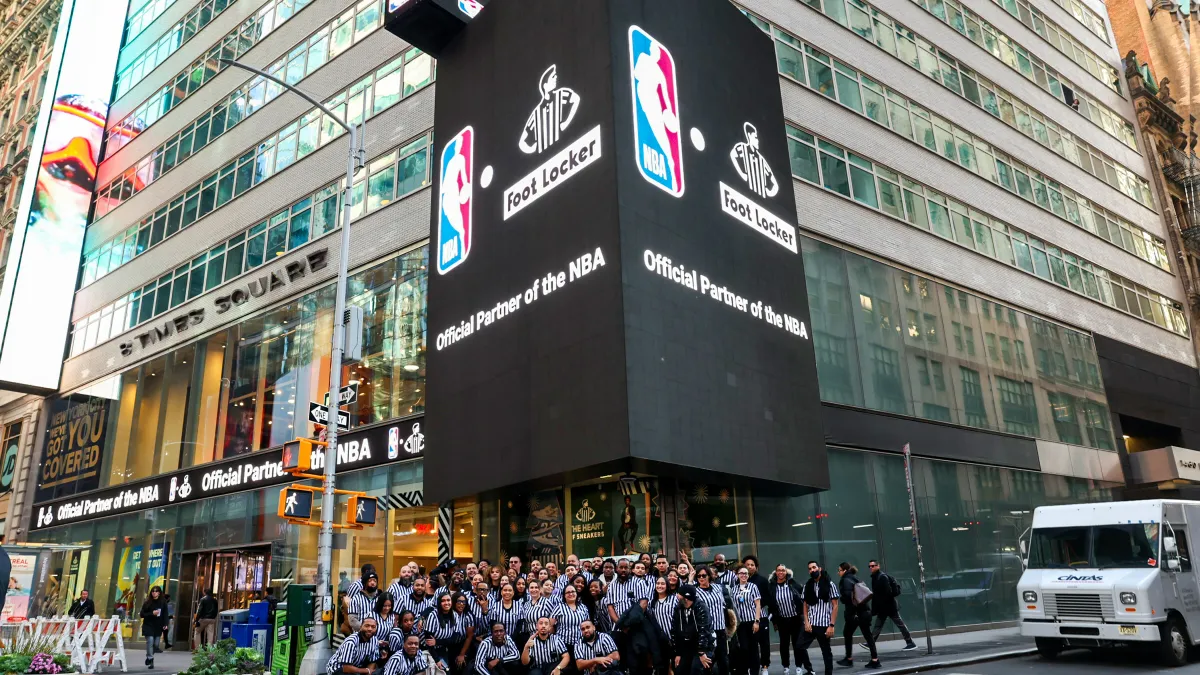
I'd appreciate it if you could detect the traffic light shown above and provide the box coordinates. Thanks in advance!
[282,438,326,475]
[348,496,378,526]
[278,486,315,521]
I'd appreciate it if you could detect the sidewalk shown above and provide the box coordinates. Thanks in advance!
[784,627,1035,674]
[119,648,193,675]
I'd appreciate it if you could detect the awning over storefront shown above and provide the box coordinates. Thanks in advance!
[1128,446,1200,485]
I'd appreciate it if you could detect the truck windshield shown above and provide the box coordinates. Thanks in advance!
[1028,524,1160,569]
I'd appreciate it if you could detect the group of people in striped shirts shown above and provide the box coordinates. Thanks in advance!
[327,553,883,675]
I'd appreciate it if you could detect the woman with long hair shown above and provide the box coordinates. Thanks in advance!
[666,570,681,595]
[515,576,529,602]
[139,586,169,669]
[552,584,590,650]
[488,566,504,602]
[424,592,469,673]
[587,579,613,634]
[731,567,762,675]
[836,563,880,669]
[540,580,558,609]
[648,576,677,675]
[369,592,398,638]
[570,574,588,601]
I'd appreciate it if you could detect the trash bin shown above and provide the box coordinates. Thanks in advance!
[249,600,271,625]
[219,609,249,640]
[232,623,270,651]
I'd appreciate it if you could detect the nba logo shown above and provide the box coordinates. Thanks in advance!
[388,427,400,459]
[437,126,474,275]
[458,0,484,17]
[629,26,684,198]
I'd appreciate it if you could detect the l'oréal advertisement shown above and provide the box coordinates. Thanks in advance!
[0,0,126,391]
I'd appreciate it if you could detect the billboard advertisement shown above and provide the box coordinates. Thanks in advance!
[0,554,37,622]
[0,0,126,392]
[424,0,826,502]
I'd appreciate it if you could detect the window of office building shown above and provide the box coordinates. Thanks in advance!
[801,236,1114,448]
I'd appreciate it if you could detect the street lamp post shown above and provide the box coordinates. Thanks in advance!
[219,57,365,675]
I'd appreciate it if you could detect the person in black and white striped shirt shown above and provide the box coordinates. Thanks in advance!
[574,619,621,675]
[693,567,729,675]
[731,568,762,675]
[488,583,525,642]
[797,562,839,675]
[475,621,520,675]
[521,617,569,675]
[385,610,421,653]
[387,563,420,603]
[347,574,383,633]
[765,565,806,675]
[383,634,429,675]
[327,617,380,675]
[712,555,737,588]
[551,585,589,647]
[399,579,435,626]
[367,594,398,639]
[605,560,650,625]
[649,576,677,670]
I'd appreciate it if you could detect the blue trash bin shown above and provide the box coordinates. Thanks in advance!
[219,609,249,640]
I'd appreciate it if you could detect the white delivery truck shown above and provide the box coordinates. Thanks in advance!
[1018,500,1200,667]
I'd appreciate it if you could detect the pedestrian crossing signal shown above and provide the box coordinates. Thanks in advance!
[279,487,315,521]
[348,496,378,526]
[282,438,326,475]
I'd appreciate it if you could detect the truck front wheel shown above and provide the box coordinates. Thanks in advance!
[1159,618,1189,667]
[1035,637,1062,660]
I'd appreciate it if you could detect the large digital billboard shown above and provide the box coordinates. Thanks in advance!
[424,0,826,501]
[0,0,126,392]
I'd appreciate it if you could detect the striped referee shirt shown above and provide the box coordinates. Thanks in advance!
[772,583,799,619]
[802,580,840,628]
[526,634,568,668]
[347,590,381,617]
[488,600,525,639]
[605,576,650,618]
[475,637,519,675]
[367,611,397,637]
[523,599,555,634]
[731,583,761,624]
[387,580,414,602]
[327,633,379,673]
[648,595,678,636]
[716,570,737,587]
[553,575,572,595]
[345,580,364,597]
[385,627,420,653]
[573,632,619,664]
[398,594,435,618]
[423,610,464,645]
[551,602,589,646]
[383,650,429,675]
[589,604,613,635]
[694,585,727,631]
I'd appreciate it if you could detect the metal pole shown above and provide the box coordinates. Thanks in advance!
[902,443,934,655]
[219,58,365,675]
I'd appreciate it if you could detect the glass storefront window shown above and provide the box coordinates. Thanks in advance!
[50,246,427,494]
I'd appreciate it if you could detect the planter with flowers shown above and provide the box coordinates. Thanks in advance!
[0,652,72,675]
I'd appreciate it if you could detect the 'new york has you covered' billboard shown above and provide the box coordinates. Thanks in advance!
[423,0,826,501]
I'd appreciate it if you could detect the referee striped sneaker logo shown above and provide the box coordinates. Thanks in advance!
[519,64,580,155]
[730,122,778,199]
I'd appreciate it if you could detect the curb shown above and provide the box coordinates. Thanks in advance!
[867,647,1037,674]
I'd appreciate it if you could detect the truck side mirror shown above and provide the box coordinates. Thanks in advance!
[1165,537,1178,555]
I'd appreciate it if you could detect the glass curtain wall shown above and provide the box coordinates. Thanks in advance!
[801,235,1115,449]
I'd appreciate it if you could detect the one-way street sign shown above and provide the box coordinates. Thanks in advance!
[308,401,350,430]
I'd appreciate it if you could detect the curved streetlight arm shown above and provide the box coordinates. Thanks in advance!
[218,57,351,133]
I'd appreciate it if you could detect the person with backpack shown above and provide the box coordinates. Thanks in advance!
[835,564,880,669]
[867,561,916,651]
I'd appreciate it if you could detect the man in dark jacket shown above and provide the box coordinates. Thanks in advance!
[194,589,220,648]
[615,594,663,675]
[867,561,915,650]
[670,586,714,675]
[69,590,96,619]
[764,566,804,675]
[741,556,771,675]
[835,564,880,669]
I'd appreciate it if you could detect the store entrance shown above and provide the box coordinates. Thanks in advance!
[177,546,271,648]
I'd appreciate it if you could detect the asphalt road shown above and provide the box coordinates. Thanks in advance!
[928,648,1200,674]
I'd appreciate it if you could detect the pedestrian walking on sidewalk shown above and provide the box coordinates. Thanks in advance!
[797,562,838,675]
[764,565,802,675]
[193,588,219,648]
[140,586,169,669]
[835,564,879,669]
[867,561,916,651]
